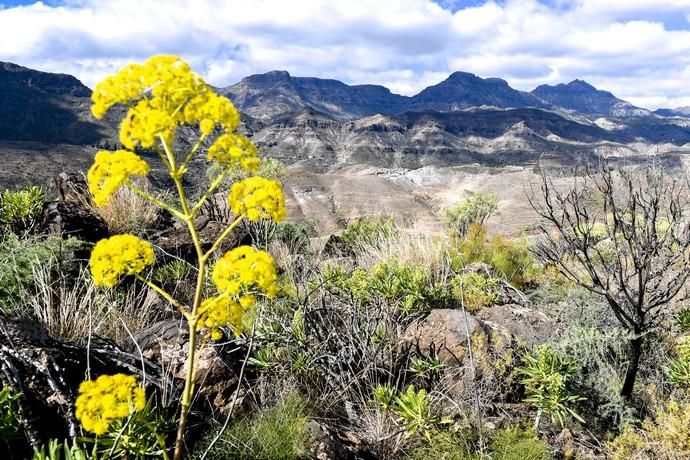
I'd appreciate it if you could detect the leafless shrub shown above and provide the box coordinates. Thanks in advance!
[530,161,690,399]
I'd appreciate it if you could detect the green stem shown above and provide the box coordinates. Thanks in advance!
[168,131,208,459]
[180,133,207,172]
[190,164,233,217]
[126,182,185,221]
[203,215,244,260]
[134,274,190,320]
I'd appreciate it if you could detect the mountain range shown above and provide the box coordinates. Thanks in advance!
[1,60,690,186]
[223,69,656,120]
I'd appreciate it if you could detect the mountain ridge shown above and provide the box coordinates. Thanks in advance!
[1,60,689,180]
[531,79,650,118]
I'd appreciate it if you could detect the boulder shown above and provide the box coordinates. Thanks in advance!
[0,317,165,454]
[404,304,555,366]
[477,303,555,347]
[404,309,486,366]
[39,200,108,242]
[127,319,248,414]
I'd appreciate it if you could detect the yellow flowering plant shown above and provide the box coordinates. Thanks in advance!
[75,374,146,436]
[83,55,285,460]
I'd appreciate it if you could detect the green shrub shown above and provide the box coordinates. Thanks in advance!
[549,324,635,429]
[608,401,690,460]
[490,424,551,460]
[667,335,690,388]
[527,266,574,306]
[409,355,444,381]
[322,259,453,314]
[195,392,311,460]
[208,157,289,185]
[451,224,535,288]
[272,221,313,254]
[0,387,21,443]
[675,308,690,331]
[450,272,500,312]
[32,439,89,460]
[516,345,585,428]
[0,186,45,234]
[444,192,498,239]
[405,429,479,460]
[154,259,194,284]
[0,235,82,315]
[340,215,400,250]
[372,383,397,411]
[378,385,451,442]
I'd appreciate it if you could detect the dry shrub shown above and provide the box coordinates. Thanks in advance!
[93,183,159,235]
[29,261,162,345]
[608,400,690,460]
[353,408,407,460]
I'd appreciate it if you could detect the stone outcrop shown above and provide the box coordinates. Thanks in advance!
[127,319,249,414]
[477,303,555,347]
[39,200,108,242]
[404,304,555,367]
[0,316,165,452]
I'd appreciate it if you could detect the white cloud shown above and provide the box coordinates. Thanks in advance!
[0,0,689,108]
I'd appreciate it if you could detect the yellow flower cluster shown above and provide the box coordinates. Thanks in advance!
[229,177,286,222]
[90,234,154,287]
[185,92,240,135]
[197,294,256,339]
[207,134,260,172]
[87,150,149,207]
[91,55,240,152]
[75,374,145,435]
[211,246,278,298]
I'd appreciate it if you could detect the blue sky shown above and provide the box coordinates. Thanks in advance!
[1,0,689,109]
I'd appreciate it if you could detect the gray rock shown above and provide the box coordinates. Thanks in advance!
[477,303,555,347]
[39,200,108,242]
[128,319,248,414]
[405,304,555,367]
[404,309,485,366]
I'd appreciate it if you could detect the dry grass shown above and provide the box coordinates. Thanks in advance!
[29,261,162,345]
[356,230,452,282]
[353,408,407,460]
[93,183,159,235]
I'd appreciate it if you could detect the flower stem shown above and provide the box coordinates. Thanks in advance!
[134,274,190,320]
[203,215,244,260]
[190,164,233,217]
[168,132,208,459]
[126,182,186,221]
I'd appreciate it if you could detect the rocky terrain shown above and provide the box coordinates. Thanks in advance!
[2,61,690,235]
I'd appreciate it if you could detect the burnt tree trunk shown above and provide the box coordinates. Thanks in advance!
[621,335,644,400]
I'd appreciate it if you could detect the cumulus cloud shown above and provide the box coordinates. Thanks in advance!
[0,0,689,109]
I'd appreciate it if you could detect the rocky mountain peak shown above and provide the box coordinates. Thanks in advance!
[0,61,91,98]
[565,79,598,91]
[240,69,292,85]
[531,79,643,117]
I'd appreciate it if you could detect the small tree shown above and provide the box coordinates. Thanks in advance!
[444,192,498,238]
[530,162,690,399]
